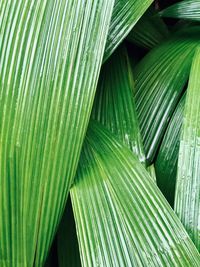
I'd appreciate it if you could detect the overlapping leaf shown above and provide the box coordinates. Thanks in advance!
[71,122,200,267]
[135,27,200,164]
[0,0,114,265]
[175,47,200,251]
[92,45,145,164]
[103,0,153,61]
[161,0,200,21]
[155,93,185,207]
[127,8,169,49]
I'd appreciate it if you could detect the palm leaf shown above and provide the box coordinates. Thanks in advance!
[147,164,157,182]
[160,0,200,21]
[70,121,200,267]
[92,45,145,164]
[174,47,200,250]
[155,93,185,207]
[135,27,200,164]
[103,0,154,61]
[127,8,169,49]
[0,0,114,265]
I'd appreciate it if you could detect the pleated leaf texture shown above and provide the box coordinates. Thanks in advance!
[155,93,185,207]
[70,122,200,267]
[160,0,200,21]
[134,27,200,164]
[0,0,114,266]
[103,0,153,61]
[92,45,145,164]
[127,8,169,50]
[174,47,200,251]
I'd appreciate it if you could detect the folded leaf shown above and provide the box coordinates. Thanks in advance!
[103,0,153,61]
[174,47,200,251]
[71,122,200,267]
[127,8,169,49]
[160,0,200,21]
[0,0,114,265]
[92,45,145,164]
[155,93,185,207]
[135,28,200,164]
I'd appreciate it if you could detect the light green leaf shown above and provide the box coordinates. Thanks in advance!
[0,0,114,265]
[135,28,200,164]
[103,0,154,61]
[127,8,169,49]
[160,0,200,21]
[92,45,145,164]
[147,164,157,182]
[71,122,200,267]
[175,47,200,251]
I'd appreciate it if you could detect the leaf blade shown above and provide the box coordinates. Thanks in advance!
[103,0,153,61]
[160,0,200,21]
[135,28,200,164]
[0,0,114,265]
[175,47,200,250]
[92,45,145,164]
[155,93,185,207]
[71,122,200,267]
[127,8,169,49]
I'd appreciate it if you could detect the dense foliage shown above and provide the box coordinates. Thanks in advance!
[1,0,200,266]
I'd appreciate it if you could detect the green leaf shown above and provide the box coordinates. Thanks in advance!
[160,0,200,21]
[127,8,169,49]
[147,164,157,182]
[103,0,154,61]
[57,198,81,267]
[92,45,145,164]
[71,121,200,267]
[135,28,200,164]
[0,0,114,265]
[155,93,186,207]
[174,47,200,251]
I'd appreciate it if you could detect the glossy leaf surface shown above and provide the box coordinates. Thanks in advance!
[71,122,200,267]
[0,0,114,265]
[104,0,153,61]
[92,45,145,164]
[135,28,200,164]
[128,9,169,49]
[155,93,186,207]
[161,0,200,21]
[175,47,200,251]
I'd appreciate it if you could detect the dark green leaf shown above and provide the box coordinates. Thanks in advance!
[57,198,81,267]
[160,0,200,21]
[127,8,169,49]
[104,0,154,61]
